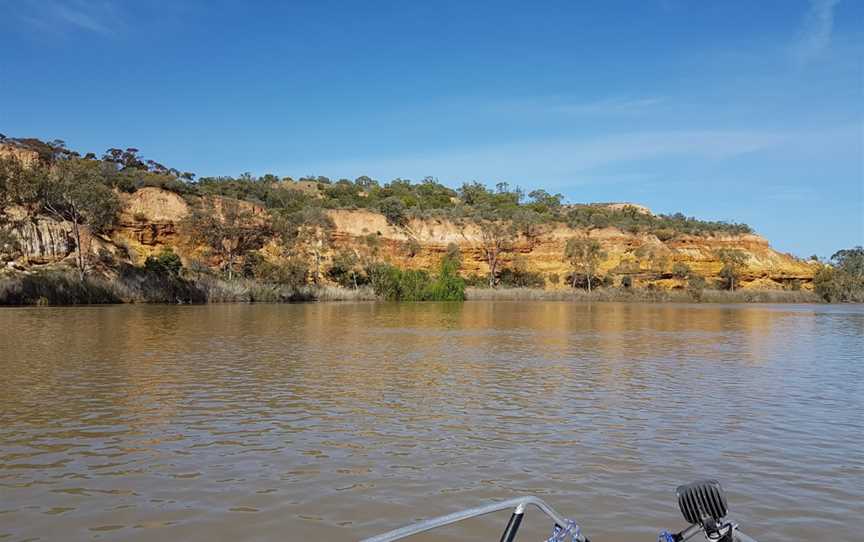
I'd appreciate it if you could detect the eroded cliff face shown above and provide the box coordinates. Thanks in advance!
[3,187,816,289]
[325,209,815,289]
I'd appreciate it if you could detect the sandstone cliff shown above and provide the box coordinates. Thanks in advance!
[2,187,816,290]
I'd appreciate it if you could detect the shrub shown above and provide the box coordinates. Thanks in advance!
[687,273,707,301]
[400,269,433,300]
[255,258,309,287]
[368,258,464,301]
[242,251,265,278]
[498,267,545,288]
[144,248,183,277]
[426,256,466,301]
[404,238,422,258]
[367,263,402,300]
[464,273,489,288]
[654,228,675,241]
[378,197,408,226]
[327,250,367,288]
[671,262,691,279]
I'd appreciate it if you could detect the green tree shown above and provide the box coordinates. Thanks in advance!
[512,208,544,239]
[368,257,464,301]
[472,207,518,288]
[830,246,864,278]
[527,189,563,213]
[1,157,48,262]
[38,158,120,280]
[328,249,362,288]
[716,248,748,291]
[368,265,430,301]
[814,246,864,302]
[184,200,268,280]
[564,236,605,292]
[0,158,22,253]
[378,196,408,226]
[426,254,466,301]
[273,207,333,284]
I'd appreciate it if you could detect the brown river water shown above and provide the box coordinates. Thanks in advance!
[1,302,862,542]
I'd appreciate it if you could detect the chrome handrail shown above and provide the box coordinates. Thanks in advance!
[361,495,585,542]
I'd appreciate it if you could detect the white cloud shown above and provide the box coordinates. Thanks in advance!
[283,129,788,185]
[549,97,664,115]
[793,0,841,66]
[11,0,122,35]
[492,96,664,117]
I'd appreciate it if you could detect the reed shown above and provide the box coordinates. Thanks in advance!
[465,287,822,303]
[0,269,380,305]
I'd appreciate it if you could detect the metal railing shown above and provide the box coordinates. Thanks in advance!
[361,496,586,542]
[360,495,760,542]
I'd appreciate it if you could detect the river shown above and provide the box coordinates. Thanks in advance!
[1,302,862,541]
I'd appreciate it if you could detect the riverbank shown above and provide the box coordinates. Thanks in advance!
[0,269,823,305]
[0,269,376,305]
[465,286,821,303]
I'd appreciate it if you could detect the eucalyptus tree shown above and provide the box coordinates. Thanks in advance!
[185,199,268,280]
[715,248,748,291]
[40,158,120,280]
[564,236,606,292]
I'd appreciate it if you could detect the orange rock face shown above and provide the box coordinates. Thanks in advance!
[325,210,815,290]
[3,186,816,289]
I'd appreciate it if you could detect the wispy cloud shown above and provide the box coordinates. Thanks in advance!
[11,0,122,36]
[284,129,787,186]
[495,96,664,117]
[793,0,841,66]
[549,97,664,115]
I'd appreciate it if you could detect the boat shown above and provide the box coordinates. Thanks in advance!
[362,480,759,542]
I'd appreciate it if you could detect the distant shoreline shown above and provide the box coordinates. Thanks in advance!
[465,286,821,304]
[0,270,822,306]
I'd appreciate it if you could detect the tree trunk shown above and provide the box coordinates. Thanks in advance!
[72,218,85,281]
[227,251,234,281]
[571,270,577,288]
[587,273,592,293]
[488,258,497,288]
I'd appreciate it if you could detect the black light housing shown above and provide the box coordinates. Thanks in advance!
[676,479,728,526]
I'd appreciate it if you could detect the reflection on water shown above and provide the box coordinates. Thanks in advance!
[0,302,862,541]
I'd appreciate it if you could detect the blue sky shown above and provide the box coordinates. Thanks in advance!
[1,0,861,257]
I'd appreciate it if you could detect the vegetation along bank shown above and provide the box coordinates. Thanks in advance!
[1,136,861,305]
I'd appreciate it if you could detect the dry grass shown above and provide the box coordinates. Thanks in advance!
[466,287,822,303]
[303,285,376,301]
[0,271,122,305]
[1,268,821,306]
[0,269,378,306]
